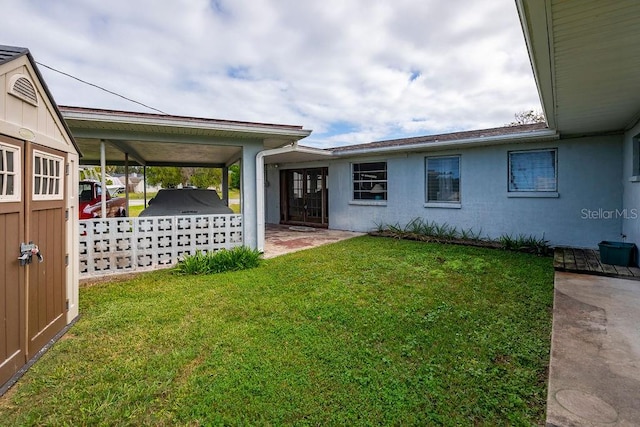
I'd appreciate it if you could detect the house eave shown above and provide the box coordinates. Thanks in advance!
[332,128,560,157]
[515,0,557,130]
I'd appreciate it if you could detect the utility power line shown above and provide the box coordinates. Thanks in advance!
[36,61,168,115]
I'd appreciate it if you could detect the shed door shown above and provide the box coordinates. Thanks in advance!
[0,138,67,388]
[26,144,67,357]
[0,136,25,387]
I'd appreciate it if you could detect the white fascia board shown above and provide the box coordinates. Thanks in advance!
[333,129,560,157]
[61,110,312,139]
[514,0,556,129]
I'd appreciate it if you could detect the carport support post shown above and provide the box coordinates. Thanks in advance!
[124,153,129,214]
[241,144,262,250]
[100,140,106,218]
[143,166,147,207]
[222,165,229,206]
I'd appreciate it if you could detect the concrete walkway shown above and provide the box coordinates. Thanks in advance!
[263,224,364,258]
[547,272,640,426]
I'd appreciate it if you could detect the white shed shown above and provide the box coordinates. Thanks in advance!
[0,46,80,391]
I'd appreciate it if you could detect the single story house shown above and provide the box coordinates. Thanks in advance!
[257,0,640,258]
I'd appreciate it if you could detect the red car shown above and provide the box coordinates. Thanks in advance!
[79,180,127,219]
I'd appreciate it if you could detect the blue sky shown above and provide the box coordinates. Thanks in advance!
[1,0,541,148]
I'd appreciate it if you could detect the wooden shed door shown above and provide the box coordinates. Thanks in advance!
[26,144,67,358]
[0,138,67,388]
[0,136,26,387]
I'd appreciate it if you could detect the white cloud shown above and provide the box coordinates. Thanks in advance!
[1,0,541,147]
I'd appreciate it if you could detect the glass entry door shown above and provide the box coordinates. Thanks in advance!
[281,168,328,226]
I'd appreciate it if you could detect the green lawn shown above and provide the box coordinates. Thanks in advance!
[0,237,554,425]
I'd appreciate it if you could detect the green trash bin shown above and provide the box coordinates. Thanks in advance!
[598,241,636,267]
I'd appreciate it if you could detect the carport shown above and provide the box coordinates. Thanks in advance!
[59,106,312,250]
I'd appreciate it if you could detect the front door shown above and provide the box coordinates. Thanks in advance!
[0,136,67,388]
[281,168,328,226]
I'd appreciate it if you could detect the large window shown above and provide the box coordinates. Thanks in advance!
[352,162,387,201]
[33,150,64,200]
[508,149,557,192]
[0,143,20,201]
[426,156,460,203]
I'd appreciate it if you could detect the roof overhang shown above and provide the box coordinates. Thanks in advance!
[262,144,333,164]
[260,128,559,164]
[516,0,640,135]
[333,128,559,158]
[60,106,312,167]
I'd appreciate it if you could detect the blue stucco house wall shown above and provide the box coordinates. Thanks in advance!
[622,124,640,256]
[265,132,623,248]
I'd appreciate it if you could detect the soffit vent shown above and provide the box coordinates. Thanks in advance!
[8,74,38,106]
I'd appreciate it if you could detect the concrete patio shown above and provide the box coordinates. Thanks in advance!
[547,272,640,426]
[263,224,364,258]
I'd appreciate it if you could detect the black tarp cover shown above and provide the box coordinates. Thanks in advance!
[139,189,234,217]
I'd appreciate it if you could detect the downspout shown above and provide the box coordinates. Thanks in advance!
[256,142,298,252]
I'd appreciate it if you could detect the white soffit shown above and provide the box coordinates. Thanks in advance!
[519,0,640,135]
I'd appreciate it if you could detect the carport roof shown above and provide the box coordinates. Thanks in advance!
[60,106,312,167]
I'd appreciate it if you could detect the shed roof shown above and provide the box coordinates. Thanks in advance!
[0,45,28,66]
[0,44,80,155]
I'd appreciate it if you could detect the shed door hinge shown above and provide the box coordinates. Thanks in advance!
[65,254,69,266]
[65,209,69,220]
[66,299,69,310]
[66,163,70,176]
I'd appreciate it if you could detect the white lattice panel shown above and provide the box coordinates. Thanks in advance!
[79,214,243,278]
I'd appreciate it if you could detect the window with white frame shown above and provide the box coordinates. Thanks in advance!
[508,149,557,192]
[33,150,64,200]
[426,156,460,202]
[0,144,20,202]
[352,161,387,201]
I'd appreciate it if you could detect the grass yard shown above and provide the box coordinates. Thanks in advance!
[0,237,554,425]
[128,204,144,217]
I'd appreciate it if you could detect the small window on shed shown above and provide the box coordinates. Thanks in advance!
[0,143,21,202]
[8,74,38,106]
[33,150,64,200]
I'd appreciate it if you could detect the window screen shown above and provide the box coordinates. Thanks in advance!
[426,156,460,202]
[508,149,556,192]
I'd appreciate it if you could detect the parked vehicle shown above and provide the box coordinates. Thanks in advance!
[79,180,127,219]
[139,188,233,217]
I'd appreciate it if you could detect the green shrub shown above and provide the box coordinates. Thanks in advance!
[498,233,551,256]
[175,246,262,275]
[373,218,551,255]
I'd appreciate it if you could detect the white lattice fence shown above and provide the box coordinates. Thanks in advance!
[79,214,243,278]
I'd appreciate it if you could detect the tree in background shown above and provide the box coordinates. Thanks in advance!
[146,167,183,188]
[507,110,546,126]
[146,167,222,189]
[189,168,222,189]
[229,164,241,189]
